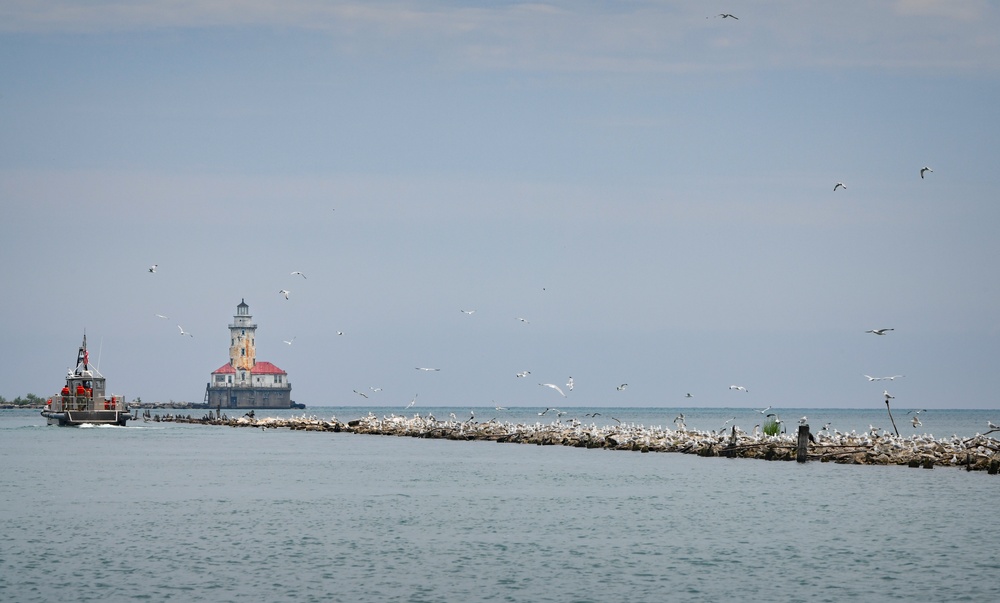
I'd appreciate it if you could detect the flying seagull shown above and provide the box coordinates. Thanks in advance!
[833,182,846,191]
[911,415,922,428]
[283,337,296,345]
[460,309,476,315]
[416,367,441,371]
[920,166,933,179]
[291,271,307,279]
[516,317,530,324]
[353,389,369,399]
[617,383,628,391]
[716,13,738,19]
[566,377,574,391]
[685,393,693,398]
[539,383,567,397]
[516,371,531,378]
[756,405,771,414]
[406,395,417,409]
[729,385,748,392]
[865,328,894,335]
[155,314,169,320]
[279,289,290,300]
[148,264,157,273]
[177,325,193,337]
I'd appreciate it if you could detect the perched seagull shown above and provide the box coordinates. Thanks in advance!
[729,385,748,392]
[617,383,628,391]
[148,264,157,273]
[155,314,169,320]
[291,271,307,279]
[177,325,193,337]
[283,337,296,345]
[920,166,933,179]
[756,405,771,414]
[460,309,476,315]
[279,289,290,300]
[353,389,369,399]
[539,383,567,397]
[716,13,738,19]
[566,377,574,391]
[833,182,846,191]
[798,416,808,426]
[416,367,441,371]
[987,420,999,430]
[865,328,894,335]
[883,390,895,400]
[515,371,531,378]
[406,395,417,409]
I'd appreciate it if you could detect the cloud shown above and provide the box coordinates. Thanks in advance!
[2,2,999,73]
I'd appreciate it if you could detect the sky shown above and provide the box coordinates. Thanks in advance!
[1,1,998,410]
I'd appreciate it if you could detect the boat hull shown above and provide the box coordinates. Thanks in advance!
[41,410,129,427]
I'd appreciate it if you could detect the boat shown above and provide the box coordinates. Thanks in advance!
[41,334,130,427]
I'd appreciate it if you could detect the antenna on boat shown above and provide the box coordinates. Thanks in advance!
[96,336,103,372]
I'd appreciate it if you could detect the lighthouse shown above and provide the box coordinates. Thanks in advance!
[205,299,294,409]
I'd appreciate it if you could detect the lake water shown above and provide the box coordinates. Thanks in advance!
[2,406,998,602]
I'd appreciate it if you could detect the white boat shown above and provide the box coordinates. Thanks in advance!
[41,334,130,427]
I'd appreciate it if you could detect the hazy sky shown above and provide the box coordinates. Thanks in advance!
[2,1,998,409]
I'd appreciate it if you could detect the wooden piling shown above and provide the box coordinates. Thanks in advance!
[796,424,810,463]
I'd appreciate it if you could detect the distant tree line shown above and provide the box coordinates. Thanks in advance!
[0,393,47,407]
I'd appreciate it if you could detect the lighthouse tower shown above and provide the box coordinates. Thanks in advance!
[229,298,256,383]
[206,299,293,409]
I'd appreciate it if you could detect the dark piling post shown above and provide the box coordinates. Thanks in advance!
[796,424,810,463]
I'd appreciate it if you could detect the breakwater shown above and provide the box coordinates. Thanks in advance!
[151,412,1000,473]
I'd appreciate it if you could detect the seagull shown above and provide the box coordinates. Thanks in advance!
[716,13,738,19]
[279,289,290,300]
[148,264,157,273]
[539,383,567,397]
[566,377,574,391]
[336,331,344,336]
[833,182,846,191]
[865,328,894,335]
[798,416,808,426]
[283,337,296,345]
[617,383,628,391]
[353,389,368,399]
[883,390,895,400]
[155,314,169,320]
[406,395,417,409]
[885,375,904,380]
[291,271,307,279]
[864,375,882,381]
[906,409,927,415]
[756,405,771,414]
[416,367,440,371]
[493,402,507,411]
[369,387,382,393]
[987,420,999,430]
[685,393,693,398]
[516,317,530,324]
[177,325,193,337]
[460,309,476,315]
[920,166,933,179]
[538,407,558,415]
[515,371,531,378]
[911,415,922,428]
[729,385,748,392]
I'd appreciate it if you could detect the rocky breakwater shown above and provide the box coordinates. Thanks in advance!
[156,412,1000,473]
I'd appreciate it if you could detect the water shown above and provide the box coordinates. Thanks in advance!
[2,407,999,602]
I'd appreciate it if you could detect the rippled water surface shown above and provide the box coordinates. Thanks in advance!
[2,407,998,602]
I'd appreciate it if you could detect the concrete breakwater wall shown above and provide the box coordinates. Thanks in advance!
[152,412,1000,473]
